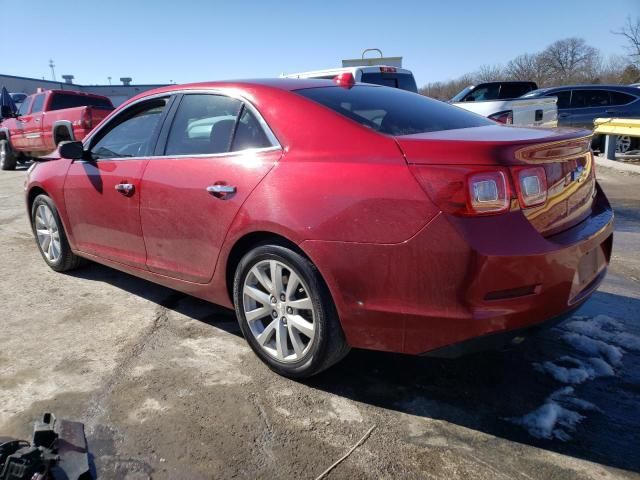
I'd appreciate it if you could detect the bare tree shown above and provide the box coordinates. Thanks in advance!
[419,37,636,97]
[613,16,640,66]
[538,38,600,83]
[474,64,504,82]
[505,53,544,84]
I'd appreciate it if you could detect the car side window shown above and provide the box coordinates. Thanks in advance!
[90,98,167,160]
[18,97,32,115]
[546,90,571,109]
[610,91,636,106]
[165,94,243,156]
[230,107,272,151]
[30,94,45,113]
[465,84,500,102]
[570,90,610,108]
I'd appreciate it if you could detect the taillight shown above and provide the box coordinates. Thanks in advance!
[410,165,511,216]
[489,110,513,125]
[333,72,355,88]
[379,66,397,73]
[468,171,510,214]
[512,166,547,207]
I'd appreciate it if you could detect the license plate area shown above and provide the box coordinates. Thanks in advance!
[569,244,607,304]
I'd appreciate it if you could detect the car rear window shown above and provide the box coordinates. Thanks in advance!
[360,72,418,93]
[499,83,535,99]
[49,93,113,111]
[296,85,492,136]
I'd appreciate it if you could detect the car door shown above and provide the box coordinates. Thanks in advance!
[23,93,46,150]
[63,96,172,268]
[564,89,611,129]
[140,92,281,283]
[545,89,572,126]
[9,95,32,150]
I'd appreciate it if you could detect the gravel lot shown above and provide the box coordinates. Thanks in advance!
[1,163,639,479]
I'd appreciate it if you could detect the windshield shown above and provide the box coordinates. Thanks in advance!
[520,89,547,98]
[450,86,473,102]
[296,85,492,136]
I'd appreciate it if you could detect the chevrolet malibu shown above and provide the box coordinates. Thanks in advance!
[24,79,614,378]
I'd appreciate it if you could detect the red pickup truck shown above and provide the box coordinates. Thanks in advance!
[0,89,114,170]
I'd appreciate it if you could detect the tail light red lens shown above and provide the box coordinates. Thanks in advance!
[333,72,355,88]
[513,166,547,207]
[410,165,511,216]
[489,110,513,125]
[379,66,397,73]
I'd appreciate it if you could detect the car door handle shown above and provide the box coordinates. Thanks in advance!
[115,183,135,196]
[558,113,571,118]
[207,184,236,199]
[605,109,616,115]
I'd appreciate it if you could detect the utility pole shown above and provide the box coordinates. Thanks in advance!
[48,59,56,81]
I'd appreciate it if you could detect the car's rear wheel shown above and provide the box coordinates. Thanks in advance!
[233,244,349,378]
[31,195,84,272]
[0,140,17,170]
[616,135,632,154]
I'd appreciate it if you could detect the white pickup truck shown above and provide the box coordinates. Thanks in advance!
[450,81,558,127]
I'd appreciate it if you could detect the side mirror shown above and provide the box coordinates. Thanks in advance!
[59,141,85,160]
[1,105,14,118]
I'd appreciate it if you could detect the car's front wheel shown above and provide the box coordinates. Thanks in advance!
[0,140,17,170]
[31,194,84,272]
[233,244,349,378]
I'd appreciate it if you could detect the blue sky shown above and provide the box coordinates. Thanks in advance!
[2,0,639,87]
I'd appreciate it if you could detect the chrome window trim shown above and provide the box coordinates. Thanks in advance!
[74,145,282,163]
[82,88,282,154]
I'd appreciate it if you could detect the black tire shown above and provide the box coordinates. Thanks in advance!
[0,139,17,170]
[31,194,84,272]
[233,244,350,378]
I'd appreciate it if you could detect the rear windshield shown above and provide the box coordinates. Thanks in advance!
[49,93,113,111]
[360,72,418,93]
[296,85,492,136]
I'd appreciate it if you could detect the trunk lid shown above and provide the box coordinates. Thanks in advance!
[397,125,596,236]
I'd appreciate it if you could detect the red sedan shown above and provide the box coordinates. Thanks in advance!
[24,79,614,378]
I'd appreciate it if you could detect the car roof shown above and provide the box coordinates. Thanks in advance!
[122,78,383,107]
[282,66,414,78]
[539,84,639,93]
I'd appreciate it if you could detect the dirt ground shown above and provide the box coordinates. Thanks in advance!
[1,162,639,480]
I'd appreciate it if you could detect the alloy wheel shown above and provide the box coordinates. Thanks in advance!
[616,135,632,154]
[34,204,62,263]
[242,259,316,362]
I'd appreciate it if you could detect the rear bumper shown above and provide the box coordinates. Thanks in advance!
[301,184,614,355]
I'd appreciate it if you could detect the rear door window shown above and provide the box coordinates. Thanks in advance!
[30,94,45,113]
[570,90,610,108]
[296,85,492,135]
[610,91,636,106]
[498,83,535,99]
[165,94,243,155]
[230,107,273,151]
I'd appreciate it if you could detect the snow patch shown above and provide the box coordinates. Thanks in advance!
[513,314,636,441]
[563,315,640,352]
[508,387,596,441]
[561,332,623,366]
[534,355,615,384]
